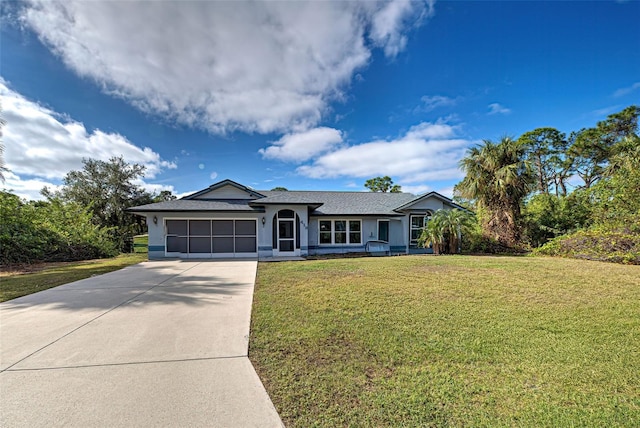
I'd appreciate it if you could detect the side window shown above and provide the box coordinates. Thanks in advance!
[319,220,332,244]
[319,220,362,245]
[334,220,347,244]
[349,220,361,244]
[410,215,425,244]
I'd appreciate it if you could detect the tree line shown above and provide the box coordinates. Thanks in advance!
[1,156,175,265]
[366,105,639,263]
[456,105,638,249]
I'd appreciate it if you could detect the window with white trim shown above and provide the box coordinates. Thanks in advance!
[319,219,362,245]
[410,213,432,245]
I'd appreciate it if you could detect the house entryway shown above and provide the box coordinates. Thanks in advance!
[273,209,300,256]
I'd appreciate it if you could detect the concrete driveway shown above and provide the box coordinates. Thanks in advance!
[0,260,283,427]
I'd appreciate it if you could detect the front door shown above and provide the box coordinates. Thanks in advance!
[274,209,300,256]
[278,218,295,254]
[378,220,390,242]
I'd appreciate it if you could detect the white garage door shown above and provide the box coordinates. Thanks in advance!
[165,219,257,258]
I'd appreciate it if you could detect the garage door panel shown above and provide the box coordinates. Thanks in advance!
[235,237,257,253]
[212,237,234,253]
[235,220,256,236]
[166,220,187,235]
[167,236,187,253]
[189,237,211,253]
[189,220,211,235]
[212,220,234,235]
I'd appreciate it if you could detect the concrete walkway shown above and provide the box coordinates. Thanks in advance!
[0,260,283,427]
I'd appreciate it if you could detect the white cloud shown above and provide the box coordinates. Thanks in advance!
[405,167,466,182]
[400,184,432,195]
[0,79,176,199]
[175,189,198,200]
[259,127,343,162]
[613,82,640,97]
[487,103,511,115]
[210,171,218,180]
[399,183,456,197]
[17,0,434,135]
[2,173,177,203]
[1,171,62,201]
[591,105,622,117]
[297,122,472,185]
[130,178,177,198]
[369,0,435,57]
[417,95,458,112]
[437,186,454,198]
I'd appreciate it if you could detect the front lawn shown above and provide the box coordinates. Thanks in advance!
[250,256,640,427]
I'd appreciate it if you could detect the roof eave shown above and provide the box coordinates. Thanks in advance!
[311,212,405,217]
[128,208,265,214]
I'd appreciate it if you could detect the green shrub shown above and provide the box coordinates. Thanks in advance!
[459,220,525,254]
[0,191,118,266]
[534,227,640,265]
[522,192,592,247]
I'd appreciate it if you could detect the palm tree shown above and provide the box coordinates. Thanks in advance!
[457,136,533,247]
[419,209,474,254]
[418,216,444,255]
[440,209,475,253]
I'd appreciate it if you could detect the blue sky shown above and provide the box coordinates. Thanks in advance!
[1,0,639,200]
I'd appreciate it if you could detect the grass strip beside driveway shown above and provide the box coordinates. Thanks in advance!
[250,255,640,427]
[0,253,147,302]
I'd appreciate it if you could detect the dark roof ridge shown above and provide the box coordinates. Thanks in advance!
[188,198,254,202]
[259,189,415,195]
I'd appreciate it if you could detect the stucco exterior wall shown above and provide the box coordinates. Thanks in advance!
[194,184,256,199]
[404,198,446,212]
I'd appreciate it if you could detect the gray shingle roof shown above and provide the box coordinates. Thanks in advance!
[129,188,462,216]
[253,191,416,216]
[128,199,260,212]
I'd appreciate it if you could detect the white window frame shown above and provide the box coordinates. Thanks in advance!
[318,219,362,245]
[410,213,432,246]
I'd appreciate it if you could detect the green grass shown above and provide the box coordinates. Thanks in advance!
[0,252,147,302]
[133,234,149,253]
[250,256,640,427]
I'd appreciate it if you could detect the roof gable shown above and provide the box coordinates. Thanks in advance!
[183,179,265,200]
[394,192,466,212]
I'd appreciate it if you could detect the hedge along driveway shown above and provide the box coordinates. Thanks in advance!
[0,253,147,302]
[1,236,149,302]
[249,255,640,427]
